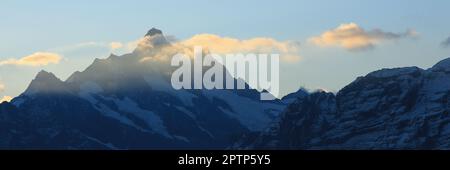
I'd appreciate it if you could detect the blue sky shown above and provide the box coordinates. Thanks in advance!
[1,0,450,99]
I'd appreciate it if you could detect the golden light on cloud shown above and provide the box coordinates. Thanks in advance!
[184,34,286,52]
[309,23,416,51]
[0,52,62,67]
[180,34,301,62]
[110,42,124,50]
[135,33,302,63]
[0,83,5,92]
[0,96,12,103]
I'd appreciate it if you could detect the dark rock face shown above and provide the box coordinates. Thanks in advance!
[236,58,450,149]
[146,28,163,37]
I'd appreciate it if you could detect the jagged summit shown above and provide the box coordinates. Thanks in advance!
[24,70,66,95]
[145,27,163,37]
[107,53,119,60]
[134,28,170,54]
[281,88,308,104]
[34,70,61,82]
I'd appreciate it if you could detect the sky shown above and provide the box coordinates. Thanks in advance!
[1,0,450,100]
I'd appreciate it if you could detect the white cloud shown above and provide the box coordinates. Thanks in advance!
[51,41,125,54]
[0,83,4,92]
[309,23,417,51]
[110,42,124,50]
[0,52,62,66]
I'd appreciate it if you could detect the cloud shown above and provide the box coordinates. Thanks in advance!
[183,34,299,57]
[53,42,106,52]
[0,52,62,67]
[0,83,11,102]
[0,83,4,92]
[51,41,127,55]
[52,34,301,63]
[110,42,124,50]
[442,37,450,48]
[309,23,417,51]
[137,34,301,63]
[0,96,12,103]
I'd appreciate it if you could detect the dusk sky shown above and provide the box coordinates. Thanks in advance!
[1,0,450,100]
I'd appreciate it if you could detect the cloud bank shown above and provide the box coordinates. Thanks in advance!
[109,42,124,50]
[181,34,301,62]
[136,34,301,63]
[0,52,62,67]
[309,23,417,51]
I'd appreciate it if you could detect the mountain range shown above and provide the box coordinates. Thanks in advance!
[0,28,287,149]
[1,28,450,149]
[235,58,450,149]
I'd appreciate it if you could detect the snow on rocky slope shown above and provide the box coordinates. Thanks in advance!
[236,57,450,149]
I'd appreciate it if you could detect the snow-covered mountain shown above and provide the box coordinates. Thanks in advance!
[4,28,450,150]
[0,28,287,149]
[235,58,450,149]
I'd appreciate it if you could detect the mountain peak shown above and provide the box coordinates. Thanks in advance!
[35,70,59,81]
[431,57,450,72]
[133,28,170,54]
[23,70,66,95]
[281,88,309,104]
[283,88,308,98]
[145,27,163,37]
